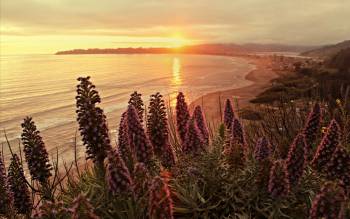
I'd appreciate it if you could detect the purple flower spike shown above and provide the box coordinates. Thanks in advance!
[268,160,290,199]
[127,105,154,165]
[106,149,134,196]
[21,117,52,184]
[147,92,175,168]
[118,111,134,169]
[128,91,145,123]
[176,92,190,144]
[133,162,150,198]
[326,146,350,189]
[303,103,321,156]
[231,118,245,146]
[0,152,13,215]
[148,176,174,219]
[254,137,272,161]
[310,182,346,219]
[8,154,31,214]
[311,119,340,172]
[76,76,111,167]
[193,106,209,146]
[183,117,205,155]
[285,134,308,186]
[224,99,235,130]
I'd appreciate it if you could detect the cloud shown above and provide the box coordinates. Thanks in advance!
[1,0,350,45]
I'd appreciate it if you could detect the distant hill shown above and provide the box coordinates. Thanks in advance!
[326,47,350,70]
[301,40,350,59]
[55,43,316,55]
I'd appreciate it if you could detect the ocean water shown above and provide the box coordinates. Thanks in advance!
[0,54,254,164]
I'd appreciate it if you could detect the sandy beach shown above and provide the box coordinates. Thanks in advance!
[189,56,278,125]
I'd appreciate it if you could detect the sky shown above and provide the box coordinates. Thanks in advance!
[1,0,350,54]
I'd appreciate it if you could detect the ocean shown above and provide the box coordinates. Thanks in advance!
[0,53,254,164]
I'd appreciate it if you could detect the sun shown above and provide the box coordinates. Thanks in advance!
[169,33,189,48]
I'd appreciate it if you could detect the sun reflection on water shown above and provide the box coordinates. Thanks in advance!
[172,57,182,86]
[170,57,182,107]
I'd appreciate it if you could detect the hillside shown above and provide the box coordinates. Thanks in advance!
[301,40,350,59]
[55,43,316,55]
[327,47,350,70]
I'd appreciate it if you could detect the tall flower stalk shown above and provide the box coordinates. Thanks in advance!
[223,118,246,167]
[118,111,134,171]
[268,160,290,199]
[310,182,346,219]
[0,152,13,216]
[285,134,308,186]
[302,103,321,157]
[183,117,205,155]
[76,76,112,170]
[21,117,52,185]
[8,154,32,215]
[106,149,134,196]
[193,105,209,146]
[147,93,175,167]
[254,137,272,190]
[311,119,341,172]
[127,105,154,166]
[128,91,145,123]
[254,137,272,161]
[325,146,350,193]
[176,92,190,144]
[224,99,235,130]
[148,175,174,219]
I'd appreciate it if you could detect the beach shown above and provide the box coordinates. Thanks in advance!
[189,56,278,124]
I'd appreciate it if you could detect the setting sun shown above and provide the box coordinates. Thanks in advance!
[168,33,189,48]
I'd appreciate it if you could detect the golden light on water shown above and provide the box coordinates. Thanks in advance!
[170,57,182,107]
[172,57,182,86]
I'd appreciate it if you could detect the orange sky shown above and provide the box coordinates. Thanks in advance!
[1,0,350,54]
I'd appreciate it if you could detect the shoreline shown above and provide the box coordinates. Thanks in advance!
[189,56,278,124]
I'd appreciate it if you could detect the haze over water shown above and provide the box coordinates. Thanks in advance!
[0,54,254,164]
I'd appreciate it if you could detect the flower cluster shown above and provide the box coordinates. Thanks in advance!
[7,154,31,215]
[118,111,134,170]
[302,103,321,155]
[133,162,150,198]
[310,182,346,219]
[127,105,154,165]
[311,119,340,172]
[254,137,272,161]
[21,117,52,184]
[193,105,209,146]
[128,91,145,123]
[223,118,246,167]
[325,146,350,191]
[69,194,100,219]
[285,134,308,186]
[176,92,190,144]
[148,176,174,219]
[183,117,205,154]
[231,118,246,146]
[76,76,111,166]
[268,160,290,199]
[254,137,273,189]
[0,152,13,215]
[147,93,175,167]
[106,149,134,196]
[224,99,235,130]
